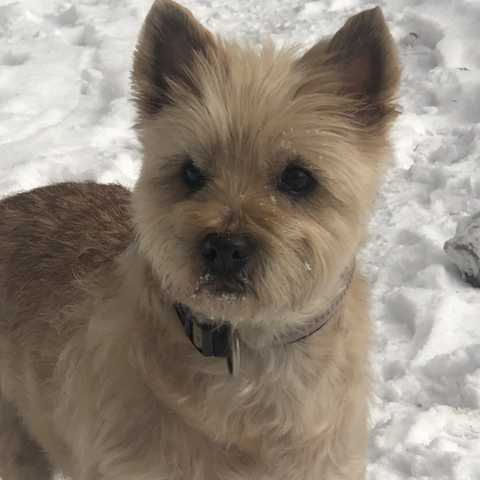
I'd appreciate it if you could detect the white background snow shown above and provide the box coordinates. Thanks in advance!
[1,0,480,478]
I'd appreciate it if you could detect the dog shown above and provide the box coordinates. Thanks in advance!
[0,1,400,479]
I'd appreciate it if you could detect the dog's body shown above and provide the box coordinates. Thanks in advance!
[0,2,400,479]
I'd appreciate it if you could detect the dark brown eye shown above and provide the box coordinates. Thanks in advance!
[278,166,316,196]
[181,159,206,192]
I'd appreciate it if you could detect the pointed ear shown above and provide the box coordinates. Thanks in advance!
[299,7,401,124]
[131,0,215,119]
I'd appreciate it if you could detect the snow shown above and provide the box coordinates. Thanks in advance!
[1,0,480,478]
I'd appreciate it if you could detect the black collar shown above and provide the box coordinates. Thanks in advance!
[174,259,355,376]
[174,303,232,358]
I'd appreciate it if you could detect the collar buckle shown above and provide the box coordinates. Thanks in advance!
[175,303,240,375]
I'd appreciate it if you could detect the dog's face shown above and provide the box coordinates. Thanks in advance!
[131,0,400,330]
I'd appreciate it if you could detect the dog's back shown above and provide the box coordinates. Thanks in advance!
[0,182,132,480]
[0,181,132,324]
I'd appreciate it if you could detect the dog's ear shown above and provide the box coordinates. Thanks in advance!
[298,7,401,124]
[131,0,215,119]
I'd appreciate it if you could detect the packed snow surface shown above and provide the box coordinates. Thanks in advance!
[1,0,480,478]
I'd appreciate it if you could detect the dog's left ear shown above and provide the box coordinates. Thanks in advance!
[298,7,401,125]
[131,0,216,120]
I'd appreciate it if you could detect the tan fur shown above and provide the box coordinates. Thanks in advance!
[0,2,400,479]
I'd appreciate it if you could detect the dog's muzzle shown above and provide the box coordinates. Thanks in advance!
[174,258,356,377]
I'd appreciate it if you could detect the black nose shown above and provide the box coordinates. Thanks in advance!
[202,233,252,274]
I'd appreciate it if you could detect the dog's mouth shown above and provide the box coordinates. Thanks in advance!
[207,276,247,297]
[194,270,251,298]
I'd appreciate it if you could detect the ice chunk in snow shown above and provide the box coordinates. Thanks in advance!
[444,212,480,288]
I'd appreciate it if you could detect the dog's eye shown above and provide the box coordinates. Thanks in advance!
[278,166,316,196]
[181,159,207,192]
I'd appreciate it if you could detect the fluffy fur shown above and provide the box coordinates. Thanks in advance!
[0,1,400,479]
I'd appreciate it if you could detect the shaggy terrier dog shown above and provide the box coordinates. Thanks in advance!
[0,1,400,479]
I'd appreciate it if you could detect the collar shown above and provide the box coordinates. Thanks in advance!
[174,259,356,376]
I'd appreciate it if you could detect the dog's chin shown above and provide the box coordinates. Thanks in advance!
[193,269,251,298]
[171,273,257,323]
[205,276,248,297]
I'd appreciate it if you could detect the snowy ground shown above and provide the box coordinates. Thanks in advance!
[1,0,480,478]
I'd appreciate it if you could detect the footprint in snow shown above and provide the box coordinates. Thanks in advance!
[55,5,81,28]
[420,347,480,410]
[1,51,31,66]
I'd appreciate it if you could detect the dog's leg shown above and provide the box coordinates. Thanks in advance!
[0,396,54,480]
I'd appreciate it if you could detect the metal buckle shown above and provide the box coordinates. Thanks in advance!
[227,330,241,377]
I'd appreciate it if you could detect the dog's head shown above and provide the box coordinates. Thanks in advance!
[130,0,400,330]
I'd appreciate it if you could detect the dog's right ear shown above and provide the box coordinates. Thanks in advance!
[131,0,215,119]
[297,7,400,127]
